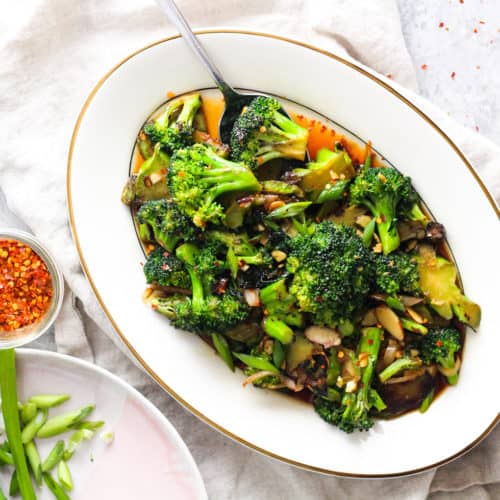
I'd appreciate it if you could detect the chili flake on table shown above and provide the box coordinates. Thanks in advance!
[0,239,53,332]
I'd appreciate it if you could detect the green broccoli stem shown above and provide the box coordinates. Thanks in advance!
[260,279,288,304]
[362,217,376,248]
[0,349,37,500]
[202,165,261,200]
[263,317,294,345]
[376,217,400,255]
[439,352,459,385]
[176,94,201,126]
[271,108,306,136]
[379,357,421,383]
[359,327,383,387]
[176,243,205,312]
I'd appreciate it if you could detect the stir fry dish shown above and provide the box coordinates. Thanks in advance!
[121,92,481,433]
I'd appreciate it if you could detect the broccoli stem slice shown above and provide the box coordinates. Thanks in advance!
[176,243,205,312]
[379,357,421,383]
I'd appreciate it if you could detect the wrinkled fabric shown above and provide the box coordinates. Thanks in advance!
[0,1,498,499]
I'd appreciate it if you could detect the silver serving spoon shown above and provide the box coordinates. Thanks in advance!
[156,0,297,146]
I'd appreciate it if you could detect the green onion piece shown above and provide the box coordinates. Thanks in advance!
[261,180,303,197]
[0,349,36,500]
[327,350,341,386]
[43,473,70,500]
[0,446,14,465]
[263,317,294,345]
[37,405,95,439]
[362,217,376,248]
[25,441,43,485]
[21,408,48,444]
[57,460,73,491]
[233,353,280,374]
[69,420,105,431]
[21,402,37,424]
[368,388,387,411]
[63,429,95,462]
[0,486,6,500]
[28,395,70,409]
[272,341,285,369]
[259,279,287,305]
[400,317,428,335]
[419,388,435,413]
[315,179,350,204]
[266,201,312,219]
[211,333,234,372]
[42,440,65,472]
[379,357,422,383]
[386,296,405,313]
[9,470,19,497]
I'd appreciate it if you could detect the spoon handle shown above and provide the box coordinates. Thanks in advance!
[156,0,236,97]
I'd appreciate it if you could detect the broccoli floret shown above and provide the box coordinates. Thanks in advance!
[286,221,373,326]
[136,199,199,251]
[230,96,309,169]
[260,278,303,327]
[314,327,385,433]
[121,143,169,205]
[168,144,261,228]
[143,94,201,154]
[206,230,271,278]
[149,293,189,320]
[349,166,417,255]
[374,252,421,296]
[419,327,461,385]
[171,243,249,334]
[143,247,191,289]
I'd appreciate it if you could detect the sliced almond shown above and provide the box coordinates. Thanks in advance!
[406,306,425,324]
[400,296,424,307]
[361,309,378,326]
[375,305,404,341]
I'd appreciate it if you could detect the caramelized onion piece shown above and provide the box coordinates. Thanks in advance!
[304,326,341,348]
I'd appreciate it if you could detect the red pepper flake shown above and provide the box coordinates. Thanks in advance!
[459,0,464,3]
[479,20,486,25]
[476,65,481,69]
[367,339,374,345]
[0,240,53,332]
[421,64,428,70]
[386,73,393,79]
[436,340,443,347]
[475,125,480,132]
[320,124,327,133]
[315,296,323,303]
[445,27,449,32]
[162,251,169,257]
[438,22,444,28]
[161,264,170,271]
[473,28,478,34]
[451,72,456,79]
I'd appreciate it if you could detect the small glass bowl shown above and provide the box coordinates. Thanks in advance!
[0,229,64,349]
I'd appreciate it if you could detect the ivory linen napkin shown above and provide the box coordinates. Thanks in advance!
[0,1,498,498]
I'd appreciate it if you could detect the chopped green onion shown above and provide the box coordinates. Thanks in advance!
[37,405,95,438]
[400,317,428,335]
[266,201,312,219]
[386,296,405,313]
[362,217,376,248]
[63,429,95,462]
[28,394,70,409]
[42,439,65,472]
[57,460,73,491]
[25,441,43,485]
[43,472,70,500]
[100,430,114,445]
[69,420,105,431]
[0,349,36,500]
[419,388,435,413]
[21,408,48,444]
[272,341,285,369]
[9,470,19,496]
[315,179,350,204]
[211,333,234,371]
[0,486,6,500]
[0,446,13,465]
[233,353,280,374]
[21,402,37,424]
[263,317,294,345]
[379,357,422,383]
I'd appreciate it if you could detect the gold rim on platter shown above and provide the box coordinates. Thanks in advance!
[67,30,499,478]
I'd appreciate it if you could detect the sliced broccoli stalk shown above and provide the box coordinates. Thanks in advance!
[349,166,417,255]
[168,144,261,228]
[378,357,422,383]
[262,317,294,345]
[121,143,169,205]
[230,96,309,168]
[297,147,355,193]
[419,327,461,385]
[417,245,481,329]
[143,93,201,154]
[136,199,199,251]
